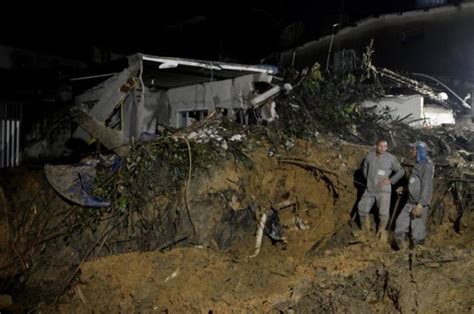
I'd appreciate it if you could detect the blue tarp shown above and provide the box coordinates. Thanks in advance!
[45,155,122,208]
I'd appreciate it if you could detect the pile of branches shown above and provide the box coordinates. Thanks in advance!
[90,120,255,237]
[276,63,386,142]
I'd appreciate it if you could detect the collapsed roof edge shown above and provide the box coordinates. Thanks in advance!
[128,53,278,75]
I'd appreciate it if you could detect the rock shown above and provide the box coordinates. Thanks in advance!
[230,134,244,142]
[187,131,199,140]
[228,195,243,211]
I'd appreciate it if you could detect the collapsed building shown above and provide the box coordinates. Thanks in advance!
[72,54,278,145]
[19,53,285,161]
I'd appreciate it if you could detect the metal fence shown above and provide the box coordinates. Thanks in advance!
[0,104,22,168]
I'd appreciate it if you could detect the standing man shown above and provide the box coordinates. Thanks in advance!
[356,139,405,242]
[395,141,434,249]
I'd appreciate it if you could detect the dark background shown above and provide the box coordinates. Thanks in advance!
[0,0,416,63]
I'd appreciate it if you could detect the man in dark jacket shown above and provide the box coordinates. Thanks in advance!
[395,141,434,249]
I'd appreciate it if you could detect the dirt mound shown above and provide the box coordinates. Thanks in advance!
[48,216,474,313]
[1,131,472,312]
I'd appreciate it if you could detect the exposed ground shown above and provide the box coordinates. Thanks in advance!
[1,134,472,313]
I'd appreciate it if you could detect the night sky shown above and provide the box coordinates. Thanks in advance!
[1,0,415,63]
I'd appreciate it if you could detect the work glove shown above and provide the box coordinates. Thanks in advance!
[396,186,404,194]
[412,203,423,218]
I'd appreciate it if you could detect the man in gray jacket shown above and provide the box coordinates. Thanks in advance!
[395,141,434,249]
[356,139,405,242]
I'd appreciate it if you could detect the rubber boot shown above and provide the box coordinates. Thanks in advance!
[363,217,372,240]
[354,216,371,241]
[413,239,425,253]
[395,233,408,251]
[378,221,389,243]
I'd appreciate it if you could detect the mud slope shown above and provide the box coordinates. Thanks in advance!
[34,138,473,313]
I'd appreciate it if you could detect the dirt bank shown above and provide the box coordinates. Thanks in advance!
[1,135,472,312]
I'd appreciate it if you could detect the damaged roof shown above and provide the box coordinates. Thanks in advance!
[132,53,277,89]
[71,53,277,90]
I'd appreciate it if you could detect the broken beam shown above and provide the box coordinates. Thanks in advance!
[71,109,129,157]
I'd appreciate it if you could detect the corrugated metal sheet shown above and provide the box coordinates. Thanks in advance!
[0,104,22,168]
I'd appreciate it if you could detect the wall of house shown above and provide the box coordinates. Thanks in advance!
[73,64,139,141]
[423,105,456,126]
[363,95,456,128]
[363,95,424,127]
[280,2,474,83]
[143,73,269,130]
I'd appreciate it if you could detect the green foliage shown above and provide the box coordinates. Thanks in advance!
[281,66,383,137]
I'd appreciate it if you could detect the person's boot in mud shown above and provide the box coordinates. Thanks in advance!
[353,216,372,242]
[394,233,409,251]
[413,239,425,253]
[377,220,389,244]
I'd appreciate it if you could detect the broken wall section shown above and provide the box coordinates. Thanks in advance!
[143,73,269,130]
[363,95,455,128]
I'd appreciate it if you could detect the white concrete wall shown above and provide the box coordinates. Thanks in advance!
[423,105,455,126]
[363,95,424,127]
[363,95,455,128]
[143,73,270,130]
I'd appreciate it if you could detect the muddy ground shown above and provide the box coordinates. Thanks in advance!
[1,135,473,313]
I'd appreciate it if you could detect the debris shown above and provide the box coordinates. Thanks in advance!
[272,199,296,211]
[228,195,243,211]
[260,101,279,123]
[268,146,277,157]
[45,160,111,208]
[284,139,295,150]
[74,286,87,305]
[165,269,180,283]
[249,212,268,258]
[265,209,285,243]
[295,217,309,231]
[230,134,245,142]
[221,141,228,150]
[187,131,199,140]
[71,109,130,157]
[158,236,188,252]
[283,83,293,93]
[250,86,281,107]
